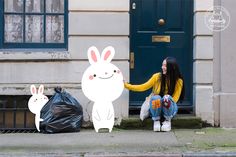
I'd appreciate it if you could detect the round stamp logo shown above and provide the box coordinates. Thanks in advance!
[204,6,230,32]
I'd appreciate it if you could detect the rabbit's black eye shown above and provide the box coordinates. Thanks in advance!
[114,70,117,73]
[93,74,96,77]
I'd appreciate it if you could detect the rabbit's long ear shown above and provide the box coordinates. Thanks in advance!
[87,46,100,65]
[38,85,44,94]
[30,85,37,95]
[101,46,115,63]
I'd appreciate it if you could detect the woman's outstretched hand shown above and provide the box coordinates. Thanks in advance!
[123,80,127,88]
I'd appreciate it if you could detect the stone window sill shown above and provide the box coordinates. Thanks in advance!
[0,49,71,60]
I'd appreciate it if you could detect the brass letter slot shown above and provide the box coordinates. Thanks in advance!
[152,35,170,42]
[130,52,134,69]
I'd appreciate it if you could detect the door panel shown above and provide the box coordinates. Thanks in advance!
[130,0,193,109]
[166,0,183,30]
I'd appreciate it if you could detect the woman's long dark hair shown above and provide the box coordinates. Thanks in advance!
[159,57,185,102]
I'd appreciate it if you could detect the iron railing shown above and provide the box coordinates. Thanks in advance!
[0,96,36,133]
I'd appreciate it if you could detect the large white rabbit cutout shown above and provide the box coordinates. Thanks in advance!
[28,84,49,132]
[82,46,124,132]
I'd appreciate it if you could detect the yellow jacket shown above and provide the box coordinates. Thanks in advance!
[124,73,183,103]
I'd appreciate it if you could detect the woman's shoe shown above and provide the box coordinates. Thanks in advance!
[161,120,171,132]
[153,120,161,132]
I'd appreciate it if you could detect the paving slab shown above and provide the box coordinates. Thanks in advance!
[0,128,236,156]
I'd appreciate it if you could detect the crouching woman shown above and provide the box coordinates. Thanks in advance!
[124,57,185,132]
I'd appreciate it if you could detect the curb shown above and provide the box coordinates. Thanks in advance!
[85,153,182,157]
[1,152,236,157]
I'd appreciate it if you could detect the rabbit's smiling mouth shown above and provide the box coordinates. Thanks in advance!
[98,74,114,79]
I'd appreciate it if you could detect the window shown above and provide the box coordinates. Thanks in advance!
[0,0,68,49]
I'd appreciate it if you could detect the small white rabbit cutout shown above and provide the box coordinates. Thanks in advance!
[28,84,49,132]
[82,46,124,132]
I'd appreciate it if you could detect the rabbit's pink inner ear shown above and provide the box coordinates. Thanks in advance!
[104,50,111,61]
[91,50,97,62]
[32,88,36,94]
[39,87,43,94]
[31,86,37,95]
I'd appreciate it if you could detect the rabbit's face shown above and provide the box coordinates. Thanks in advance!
[28,85,49,114]
[82,46,124,102]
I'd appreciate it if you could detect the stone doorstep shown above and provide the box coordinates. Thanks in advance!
[117,114,203,130]
[81,115,204,130]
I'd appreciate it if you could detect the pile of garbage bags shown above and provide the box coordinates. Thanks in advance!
[40,87,83,133]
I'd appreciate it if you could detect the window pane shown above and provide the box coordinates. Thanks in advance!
[4,15,23,43]
[46,0,64,13]
[25,15,44,43]
[46,15,64,43]
[25,0,44,13]
[4,0,24,13]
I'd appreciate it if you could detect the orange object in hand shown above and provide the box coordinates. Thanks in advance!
[152,99,161,109]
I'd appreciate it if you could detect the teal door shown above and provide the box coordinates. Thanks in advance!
[130,0,193,110]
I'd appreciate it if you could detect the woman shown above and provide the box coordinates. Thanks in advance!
[124,57,185,132]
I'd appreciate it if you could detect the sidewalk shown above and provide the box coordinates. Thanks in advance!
[0,127,236,157]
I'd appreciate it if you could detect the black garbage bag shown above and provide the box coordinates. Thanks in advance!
[40,87,83,133]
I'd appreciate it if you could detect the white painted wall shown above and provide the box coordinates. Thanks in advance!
[68,0,130,122]
[216,0,236,127]
[195,0,236,127]
[194,0,214,125]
